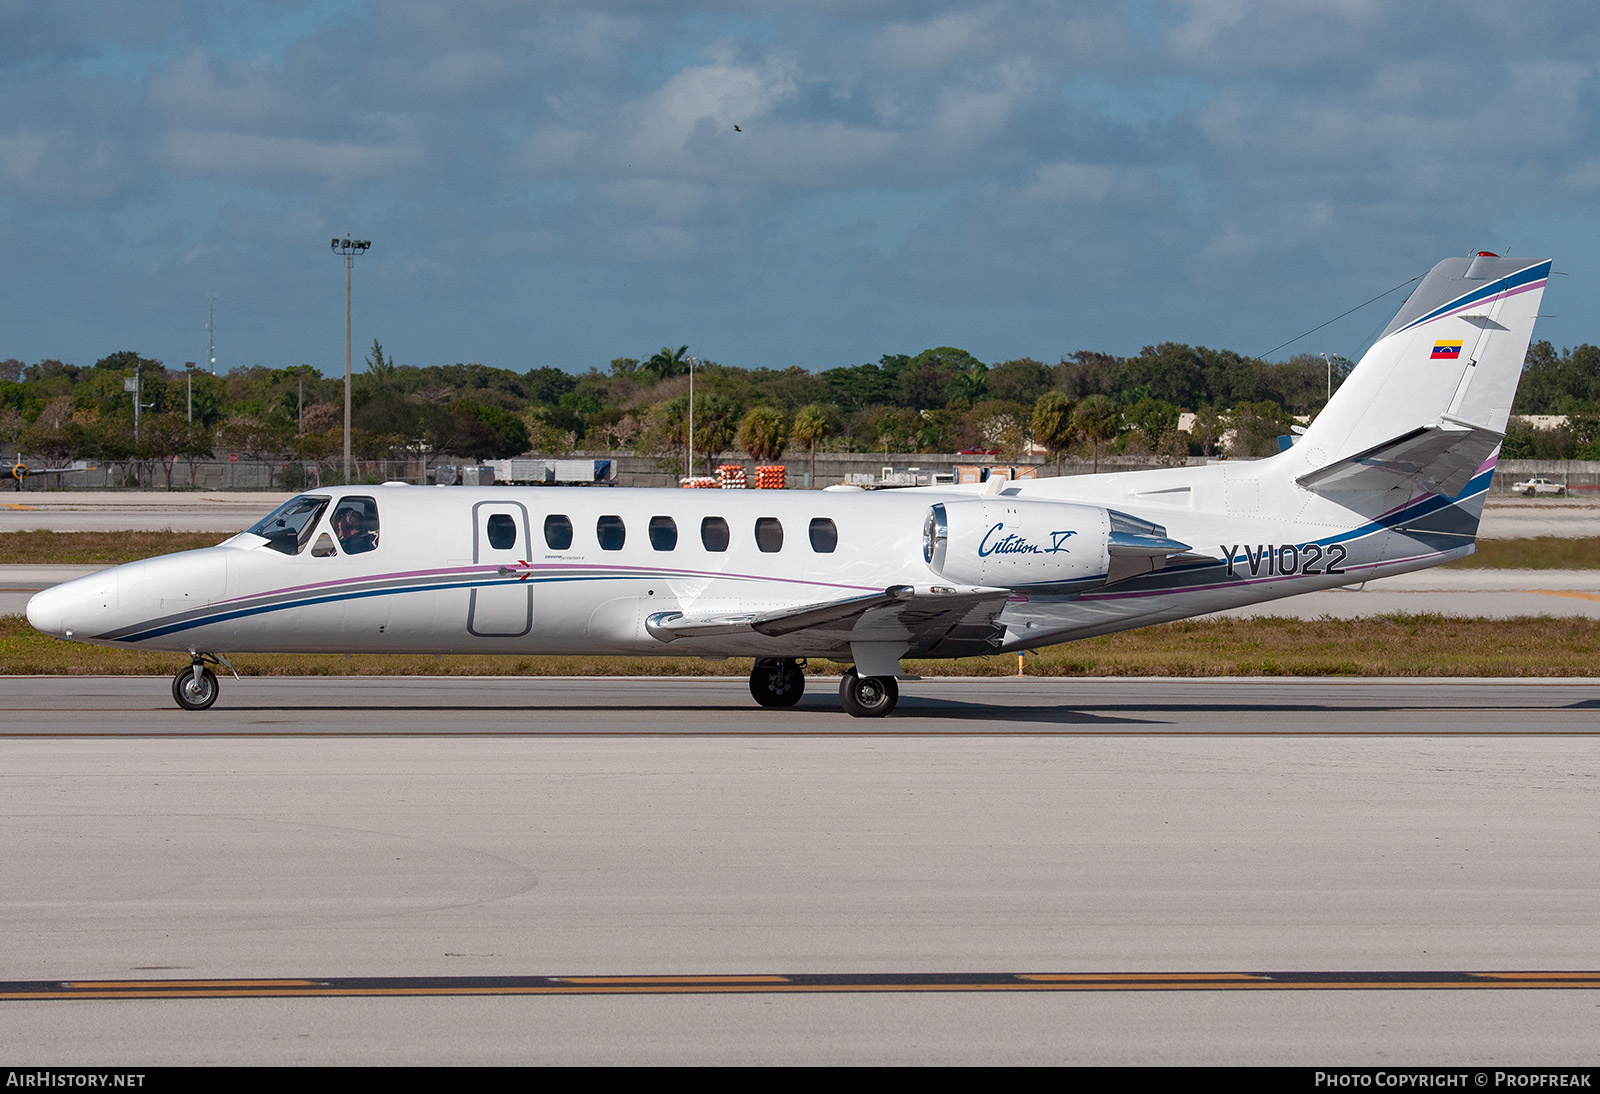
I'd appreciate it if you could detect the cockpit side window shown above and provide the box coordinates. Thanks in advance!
[246,495,330,556]
[329,496,380,555]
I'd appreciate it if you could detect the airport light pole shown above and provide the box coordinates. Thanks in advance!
[331,236,372,483]
[1319,353,1353,403]
[686,355,701,479]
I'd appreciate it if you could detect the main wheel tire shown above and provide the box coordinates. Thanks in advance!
[839,669,898,717]
[750,658,805,708]
[172,665,219,711]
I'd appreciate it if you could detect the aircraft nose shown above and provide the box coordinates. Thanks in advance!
[26,568,119,641]
[26,583,73,639]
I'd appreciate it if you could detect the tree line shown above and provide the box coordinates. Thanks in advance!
[2,337,1595,484]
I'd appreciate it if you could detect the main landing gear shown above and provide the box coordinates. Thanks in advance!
[749,659,900,716]
[172,652,232,711]
[749,658,806,707]
[839,669,898,718]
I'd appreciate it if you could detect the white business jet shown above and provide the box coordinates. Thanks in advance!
[27,254,1551,716]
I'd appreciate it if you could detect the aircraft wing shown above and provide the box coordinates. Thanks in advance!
[1295,418,1502,498]
[646,584,1012,655]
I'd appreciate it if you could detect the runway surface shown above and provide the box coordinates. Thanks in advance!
[1,676,1597,1064]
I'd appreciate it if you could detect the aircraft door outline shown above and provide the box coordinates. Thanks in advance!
[468,500,533,638]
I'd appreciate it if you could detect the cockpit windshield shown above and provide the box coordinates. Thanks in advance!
[245,495,330,555]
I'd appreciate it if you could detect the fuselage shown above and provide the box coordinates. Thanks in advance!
[25,460,1484,664]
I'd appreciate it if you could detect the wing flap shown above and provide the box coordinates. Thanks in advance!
[646,584,1011,652]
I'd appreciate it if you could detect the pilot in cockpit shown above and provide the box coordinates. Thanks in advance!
[331,504,378,555]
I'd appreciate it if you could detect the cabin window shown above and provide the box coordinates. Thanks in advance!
[245,495,330,556]
[701,516,730,552]
[544,514,573,550]
[310,532,337,558]
[755,517,784,553]
[648,516,678,551]
[486,513,517,551]
[597,515,626,551]
[808,517,838,553]
[329,497,379,555]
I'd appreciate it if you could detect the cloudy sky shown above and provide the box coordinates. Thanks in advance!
[4,1,1598,378]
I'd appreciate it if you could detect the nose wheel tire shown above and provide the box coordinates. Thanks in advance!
[839,669,898,717]
[750,658,805,708]
[172,665,219,711]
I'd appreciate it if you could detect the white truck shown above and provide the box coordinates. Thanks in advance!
[1511,476,1567,496]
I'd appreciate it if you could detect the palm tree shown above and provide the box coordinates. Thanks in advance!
[791,404,832,485]
[692,393,740,474]
[950,363,989,404]
[1073,394,1120,473]
[738,406,789,462]
[1030,391,1076,475]
[643,345,690,382]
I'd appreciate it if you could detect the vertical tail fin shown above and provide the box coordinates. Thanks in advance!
[1291,255,1550,497]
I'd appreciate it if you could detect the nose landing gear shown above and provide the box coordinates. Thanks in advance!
[171,652,234,711]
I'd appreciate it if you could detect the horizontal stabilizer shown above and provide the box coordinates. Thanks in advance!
[1295,419,1501,497]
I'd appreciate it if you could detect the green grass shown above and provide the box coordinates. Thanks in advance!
[0,530,233,565]
[5,613,1598,678]
[1446,537,1600,569]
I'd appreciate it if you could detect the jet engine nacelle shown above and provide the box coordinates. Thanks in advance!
[923,499,1190,589]
[923,499,1112,588]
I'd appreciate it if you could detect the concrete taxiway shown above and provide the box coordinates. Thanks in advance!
[0,676,1596,1065]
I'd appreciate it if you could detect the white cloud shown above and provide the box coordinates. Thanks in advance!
[1020,161,1133,205]
[871,9,996,70]
[161,129,421,184]
[148,49,304,131]
[0,127,139,202]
